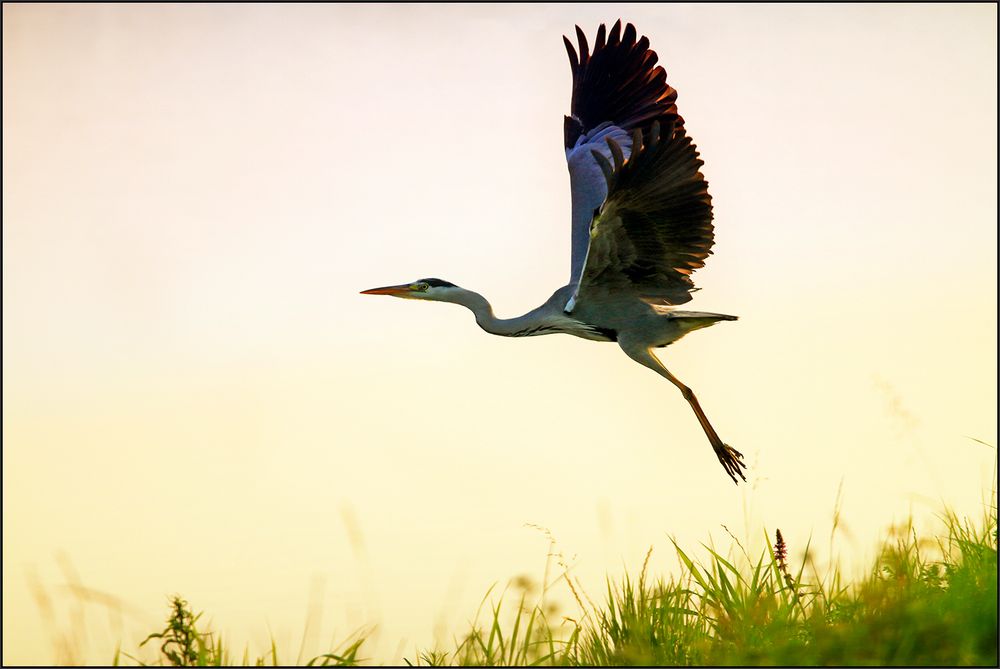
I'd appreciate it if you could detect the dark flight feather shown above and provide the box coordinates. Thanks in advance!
[563,20,683,149]
[579,121,714,305]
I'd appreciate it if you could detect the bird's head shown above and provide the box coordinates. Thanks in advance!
[360,278,461,301]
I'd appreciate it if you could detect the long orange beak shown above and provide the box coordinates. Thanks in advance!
[360,283,412,297]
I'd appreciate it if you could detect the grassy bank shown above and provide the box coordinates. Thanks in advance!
[117,497,997,666]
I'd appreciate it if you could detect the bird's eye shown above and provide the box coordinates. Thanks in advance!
[413,283,429,292]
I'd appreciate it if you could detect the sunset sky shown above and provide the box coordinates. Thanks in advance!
[3,4,996,664]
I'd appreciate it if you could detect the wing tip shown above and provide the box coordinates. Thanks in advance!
[575,24,589,62]
[608,19,622,46]
[623,22,637,46]
[566,22,686,140]
[563,34,578,69]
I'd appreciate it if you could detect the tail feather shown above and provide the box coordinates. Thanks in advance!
[668,310,737,336]
[669,310,737,321]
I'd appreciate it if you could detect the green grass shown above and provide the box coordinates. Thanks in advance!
[115,498,996,666]
[113,596,366,667]
[568,508,999,666]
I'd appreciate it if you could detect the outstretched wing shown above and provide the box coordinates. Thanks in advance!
[579,120,714,306]
[563,21,686,310]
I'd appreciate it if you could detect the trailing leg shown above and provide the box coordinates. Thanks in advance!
[620,342,746,484]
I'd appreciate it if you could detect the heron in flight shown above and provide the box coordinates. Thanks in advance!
[363,21,746,484]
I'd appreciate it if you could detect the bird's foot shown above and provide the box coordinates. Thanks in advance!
[714,442,747,485]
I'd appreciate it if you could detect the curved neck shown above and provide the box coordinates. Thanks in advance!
[445,288,547,337]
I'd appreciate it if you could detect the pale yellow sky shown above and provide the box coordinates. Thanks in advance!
[3,4,997,665]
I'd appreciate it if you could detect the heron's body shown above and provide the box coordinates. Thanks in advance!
[463,284,733,347]
[363,21,747,483]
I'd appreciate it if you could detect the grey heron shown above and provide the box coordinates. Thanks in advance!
[362,21,746,484]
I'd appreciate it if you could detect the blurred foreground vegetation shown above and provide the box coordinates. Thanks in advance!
[114,498,997,667]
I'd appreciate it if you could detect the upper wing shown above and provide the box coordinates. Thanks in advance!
[563,20,683,151]
[563,21,687,309]
[578,120,714,306]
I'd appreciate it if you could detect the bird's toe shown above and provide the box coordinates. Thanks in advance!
[714,443,747,484]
